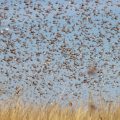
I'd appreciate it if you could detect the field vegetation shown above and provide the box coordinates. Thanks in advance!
[0,97,120,120]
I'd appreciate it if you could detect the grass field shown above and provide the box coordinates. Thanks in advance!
[0,98,120,120]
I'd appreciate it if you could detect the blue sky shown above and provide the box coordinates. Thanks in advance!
[0,0,120,105]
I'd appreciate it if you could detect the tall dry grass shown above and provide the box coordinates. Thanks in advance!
[0,98,120,120]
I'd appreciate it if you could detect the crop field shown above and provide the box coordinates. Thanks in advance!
[1,99,120,120]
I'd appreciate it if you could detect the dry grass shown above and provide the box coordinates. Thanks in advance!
[0,99,120,120]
